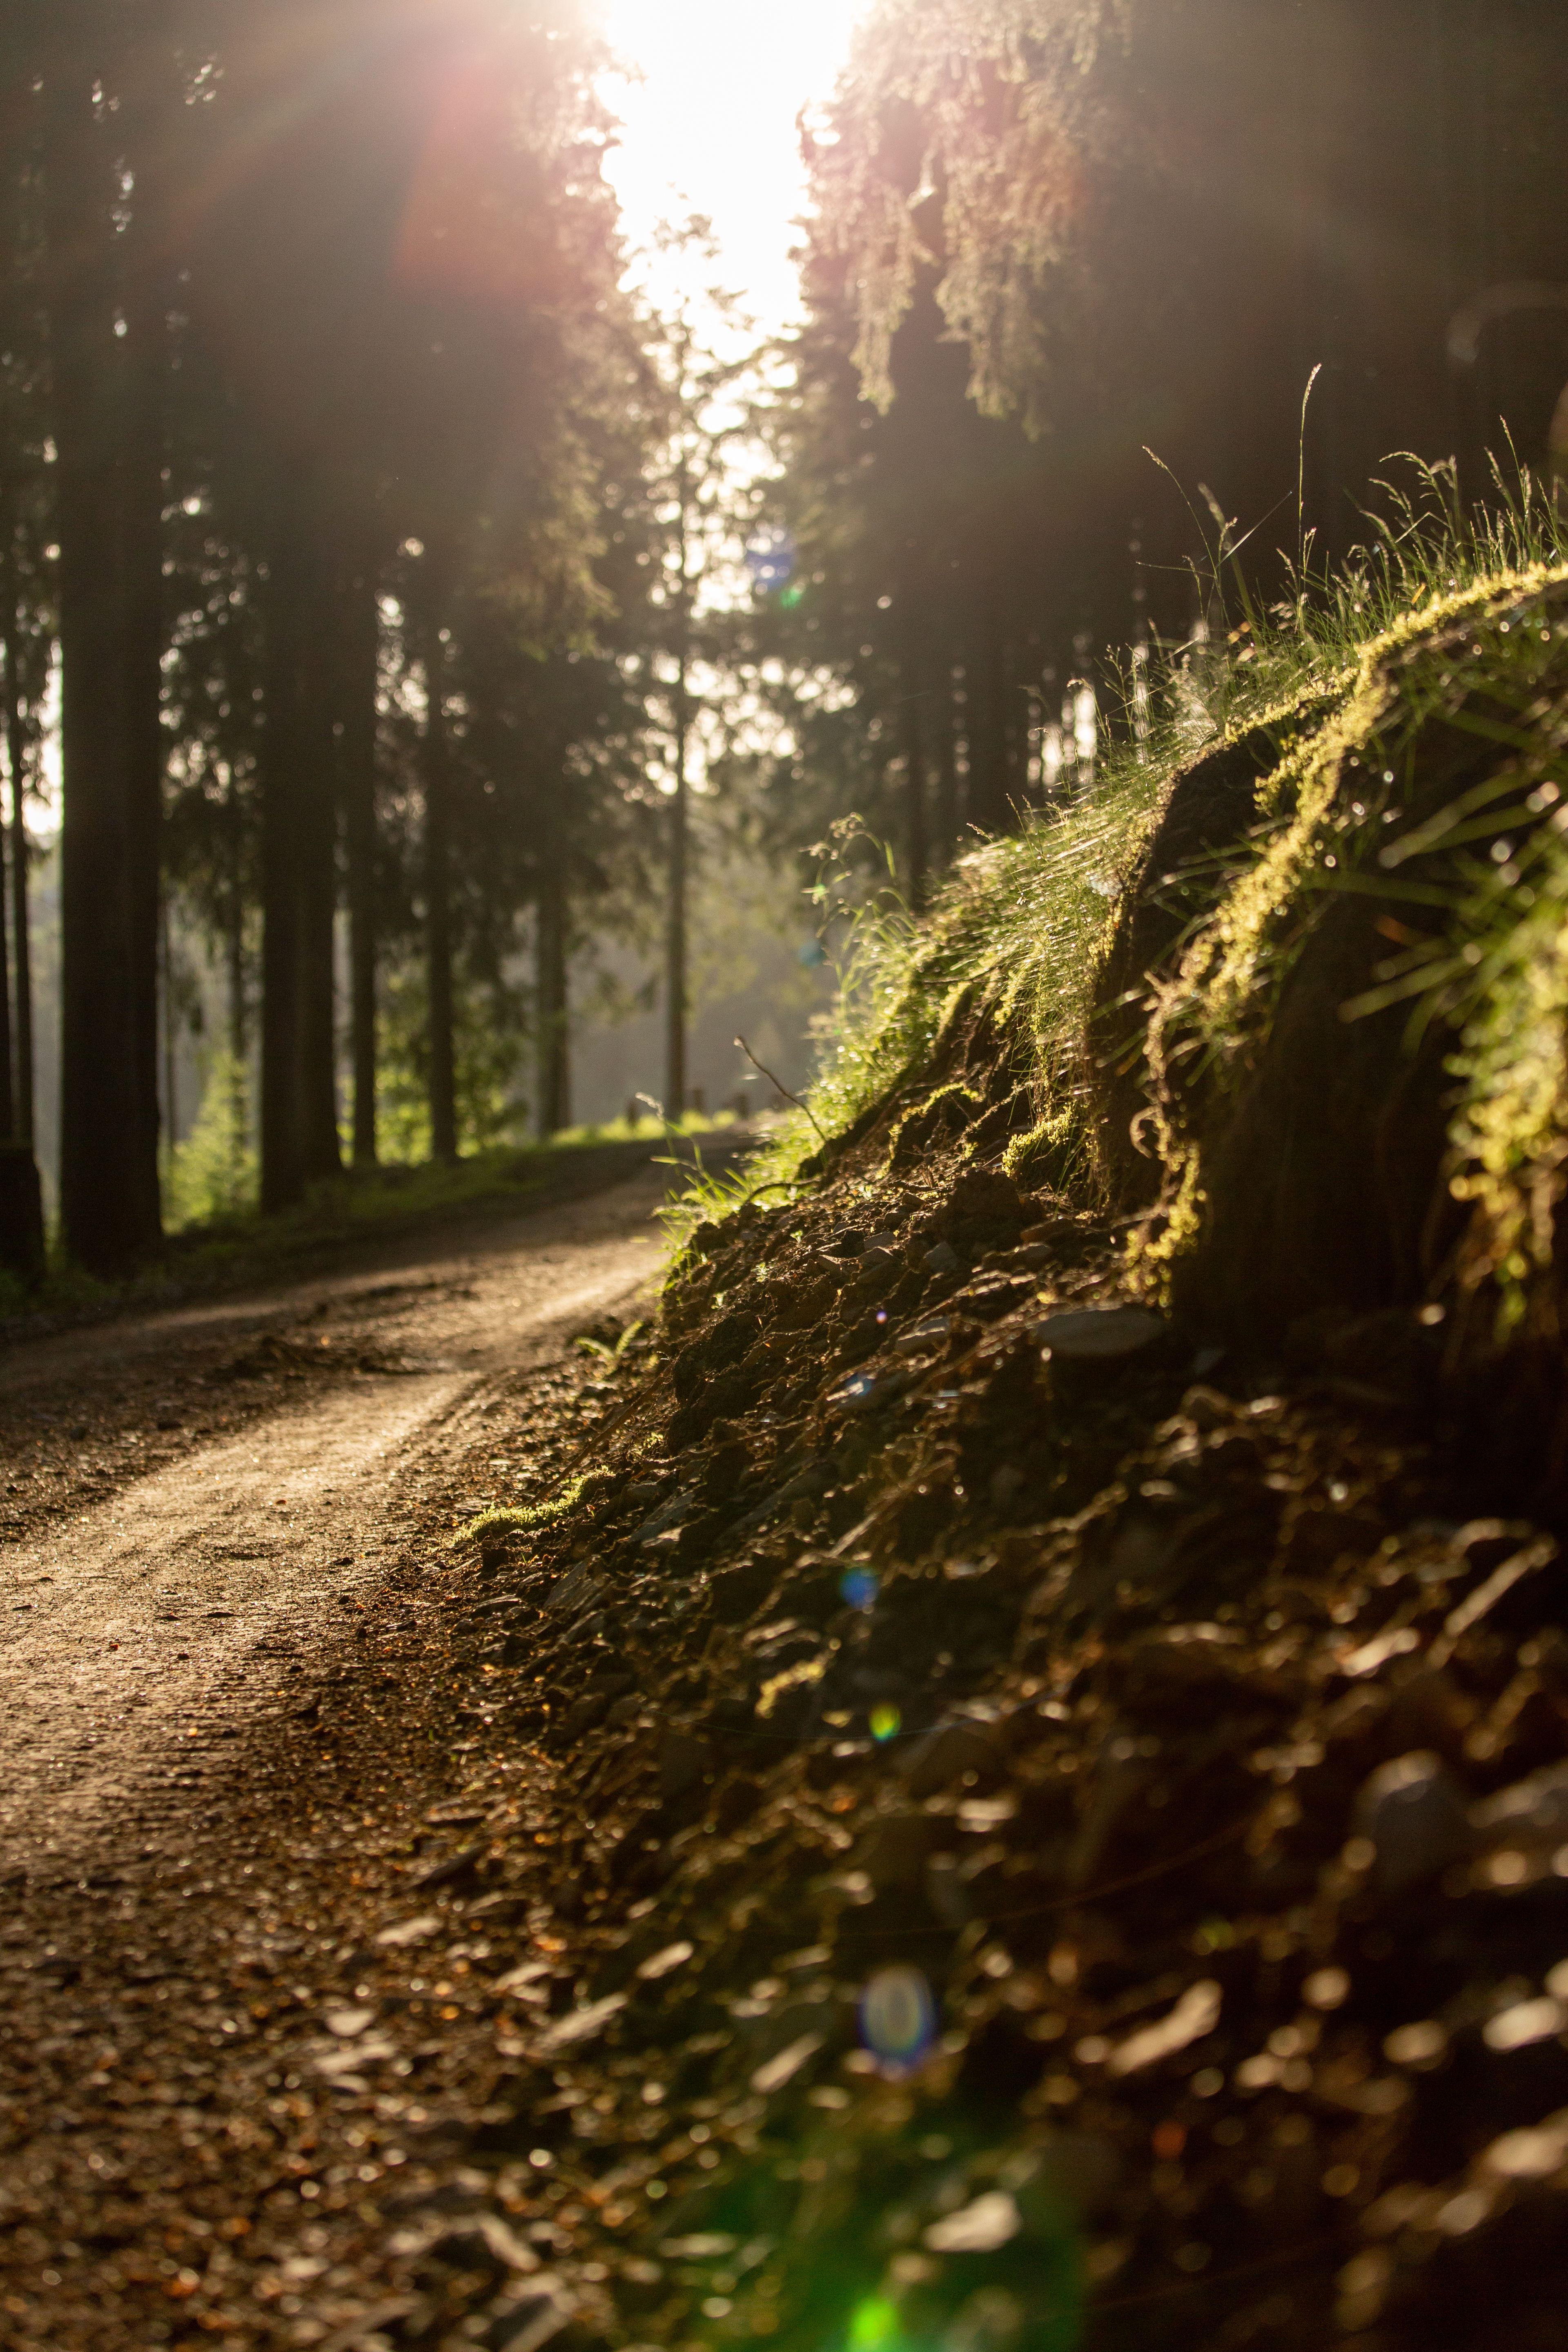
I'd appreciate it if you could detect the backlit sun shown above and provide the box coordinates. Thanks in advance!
[601,1,864,327]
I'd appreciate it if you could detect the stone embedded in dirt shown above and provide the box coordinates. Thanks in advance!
[492,1959,552,1996]
[751,2030,824,2096]
[531,1991,626,2058]
[634,1494,690,1544]
[1482,1996,1566,2052]
[411,1841,487,1893]
[546,1562,602,1615]
[1107,1978,1223,2076]
[1470,1758,1568,1856]
[1483,2119,1568,2181]
[922,2190,1021,2254]
[315,2036,395,2083]
[375,1913,441,1949]
[467,1892,531,1926]
[1353,1751,1474,1896]
[403,2210,540,2275]
[831,1368,913,1416]
[491,2276,574,2352]
[1437,1534,1559,1654]
[924,1242,960,1274]
[949,1165,1023,1223]
[896,1318,951,1356]
[1034,1302,1169,1362]
[855,1246,900,1278]
[636,1940,694,1982]
[323,2005,376,2039]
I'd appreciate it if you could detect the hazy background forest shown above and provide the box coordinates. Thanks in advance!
[1,0,1566,1279]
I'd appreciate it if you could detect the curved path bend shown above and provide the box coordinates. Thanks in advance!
[0,1165,670,1882]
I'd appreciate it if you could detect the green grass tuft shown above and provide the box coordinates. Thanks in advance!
[669,455,1568,1336]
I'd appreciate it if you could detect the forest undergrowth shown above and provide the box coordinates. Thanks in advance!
[281,480,1568,2352]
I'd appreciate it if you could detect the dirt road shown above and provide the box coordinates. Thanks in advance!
[0,1160,685,2349]
[0,1164,670,1882]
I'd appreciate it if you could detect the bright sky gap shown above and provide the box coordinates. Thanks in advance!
[600,1,863,331]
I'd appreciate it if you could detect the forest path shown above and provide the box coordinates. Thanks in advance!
[0,1164,671,1883]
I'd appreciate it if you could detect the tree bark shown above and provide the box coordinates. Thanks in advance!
[6,628,32,1147]
[933,665,960,865]
[420,550,457,1164]
[535,807,570,1139]
[259,464,341,1206]
[665,669,688,1121]
[341,559,380,1168]
[900,641,928,910]
[259,470,308,1211]
[296,571,341,1187]
[43,40,155,1274]
[0,0,36,1157]
[0,1143,44,1285]
[160,892,176,1153]
[0,641,11,1142]
[227,779,246,1191]
[119,22,174,1243]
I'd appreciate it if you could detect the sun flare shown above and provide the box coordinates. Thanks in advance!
[602,0,863,325]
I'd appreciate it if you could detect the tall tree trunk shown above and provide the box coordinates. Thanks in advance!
[43,40,153,1274]
[665,668,688,1121]
[535,807,569,1139]
[296,579,340,1186]
[224,764,248,1200]
[341,559,380,1168]
[933,664,960,865]
[260,470,308,1210]
[6,631,32,1147]
[119,27,174,1244]
[260,466,340,1206]
[0,679,42,1278]
[420,550,457,1164]
[900,637,928,910]
[0,734,12,1142]
[160,892,176,1154]
[1,16,35,1164]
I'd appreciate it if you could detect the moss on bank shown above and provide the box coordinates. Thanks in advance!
[718,477,1568,1350]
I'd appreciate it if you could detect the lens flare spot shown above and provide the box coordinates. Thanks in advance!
[848,2298,906,2352]
[869,1702,902,1743]
[840,1568,880,1614]
[860,1965,937,2071]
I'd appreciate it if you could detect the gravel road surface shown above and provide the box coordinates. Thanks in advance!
[1,1167,669,1882]
[0,1164,673,2349]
